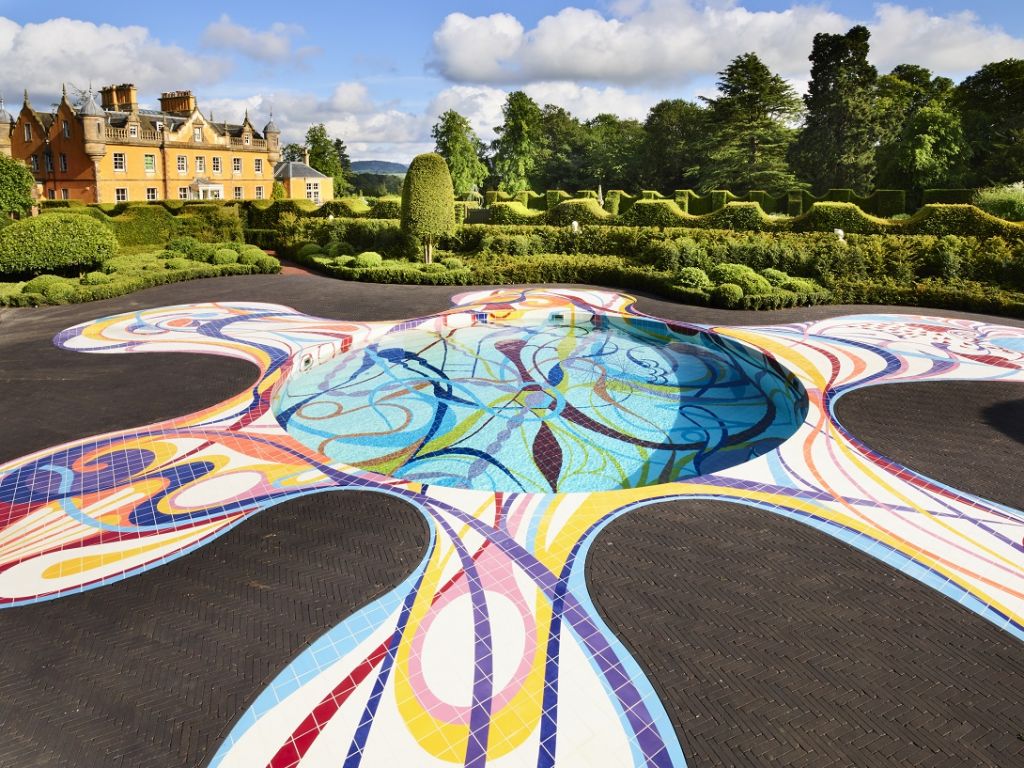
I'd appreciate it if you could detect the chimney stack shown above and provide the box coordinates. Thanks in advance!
[303,147,310,165]
[100,83,138,112]
[158,90,197,114]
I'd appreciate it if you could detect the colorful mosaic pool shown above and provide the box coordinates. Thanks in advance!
[1,288,1022,767]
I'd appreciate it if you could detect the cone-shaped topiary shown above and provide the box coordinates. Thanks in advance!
[401,153,455,263]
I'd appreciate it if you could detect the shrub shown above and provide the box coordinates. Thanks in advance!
[368,195,402,219]
[441,257,465,269]
[297,242,323,257]
[0,214,118,277]
[421,262,447,273]
[621,199,688,227]
[678,267,713,291]
[923,189,975,205]
[212,248,239,265]
[165,257,195,270]
[80,271,112,285]
[708,263,774,295]
[546,198,614,226]
[711,283,744,308]
[974,183,1024,222]
[643,240,680,271]
[479,232,543,256]
[401,153,456,262]
[176,203,244,242]
[489,201,546,225]
[22,274,71,294]
[0,154,35,216]
[761,268,789,287]
[353,251,384,268]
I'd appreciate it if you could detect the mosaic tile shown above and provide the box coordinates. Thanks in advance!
[1,289,1022,767]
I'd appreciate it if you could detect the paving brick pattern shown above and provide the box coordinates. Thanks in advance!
[2,275,1023,766]
[588,498,1024,767]
[0,491,427,768]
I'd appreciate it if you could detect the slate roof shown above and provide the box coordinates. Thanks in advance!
[274,161,327,179]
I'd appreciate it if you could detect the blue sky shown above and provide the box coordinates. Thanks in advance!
[1,1,1021,161]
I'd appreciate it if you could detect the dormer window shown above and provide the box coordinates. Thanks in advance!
[62,120,70,138]
[244,133,250,145]
[129,124,138,138]
[156,121,164,131]
[23,124,31,141]
[194,126,202,142]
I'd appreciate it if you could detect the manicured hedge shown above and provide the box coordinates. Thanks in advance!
[489,201,546,225]
[0,214,118,277]
[546,198,613,226]
[1,245,281,306]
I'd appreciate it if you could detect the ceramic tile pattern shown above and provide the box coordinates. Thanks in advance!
[0,288,1021,768]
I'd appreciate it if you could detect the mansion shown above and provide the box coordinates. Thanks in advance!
[0,84,331,204]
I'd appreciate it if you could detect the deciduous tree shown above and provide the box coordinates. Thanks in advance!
[431,110,489,197]
[492,91,542,194]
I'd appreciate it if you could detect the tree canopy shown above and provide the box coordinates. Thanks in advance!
[0,154,34,217]
[400,153,455,263]
[432,110,489,197]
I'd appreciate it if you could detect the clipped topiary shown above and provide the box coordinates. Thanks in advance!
[297,242,323,257]
[401,153,456,263]
[0,213,118,277]
[212,248,239,265]
[352,251,384,268]
[711,282,744,308]
[708,263,774,295]
[678,267,713,292]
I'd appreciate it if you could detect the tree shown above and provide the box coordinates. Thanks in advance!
[789,25,879,192]
[876,102,967,194]
[0,154,34,218]
[400,153,455,264]
[492,91,542,194]
[875,66,965,194]
[271,180,286,200]
[303,123,350,196]
[955,59,1024,185]
[333,138,354,194]
[641,99,707,192]
[281,143,305,162]
[700,53,803,193]
[533,105,586,191]
[577,114,645,190]
[431,110,489,197]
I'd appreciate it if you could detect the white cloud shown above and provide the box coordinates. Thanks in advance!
[525,82,655,121]
[201,15,318,64]
[430,0,1024,86]
[0,16,230,99]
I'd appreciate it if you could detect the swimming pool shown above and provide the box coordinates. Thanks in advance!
[273,314,808,493]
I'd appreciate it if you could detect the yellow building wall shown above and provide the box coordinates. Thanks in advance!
[98,144,274,203]
[281,175,334,203]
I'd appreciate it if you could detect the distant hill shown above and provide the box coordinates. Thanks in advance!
[351,160,408,175]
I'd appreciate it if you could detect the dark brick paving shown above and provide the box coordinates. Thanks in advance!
[1,273,1022,767]
[0,491,427,768]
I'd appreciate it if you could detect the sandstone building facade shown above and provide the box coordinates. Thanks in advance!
[0,84,288,204]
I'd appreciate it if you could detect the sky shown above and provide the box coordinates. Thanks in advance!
[0,0,1022,163]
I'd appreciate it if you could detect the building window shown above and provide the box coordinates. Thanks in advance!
[62,120,70,138]
[306,181,320,202]
[255,185,264,199]
[115,188,128,202]
[177,155,187,173]
[194,126,202,142]
[45,153,53,172]
[129,124,138,138]
[59,153,67,172]
[30,155,38,172]
[232,157,241,174]
[47,189,55,200]
[113,153,126,172]
[23,124,31,141]
[254,158,263,174]
[61,189,69,200]
[234,186,243,199]
[144,154,156,173]
[244,133,250,145]
[212,157,222,173]
[196,156,206,173]
[146,187,158,201]
[178,187,189,200]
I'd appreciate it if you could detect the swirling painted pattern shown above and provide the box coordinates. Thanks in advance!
[0,289,1021,768]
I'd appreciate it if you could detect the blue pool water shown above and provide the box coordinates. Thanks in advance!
[273,318,808,493]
